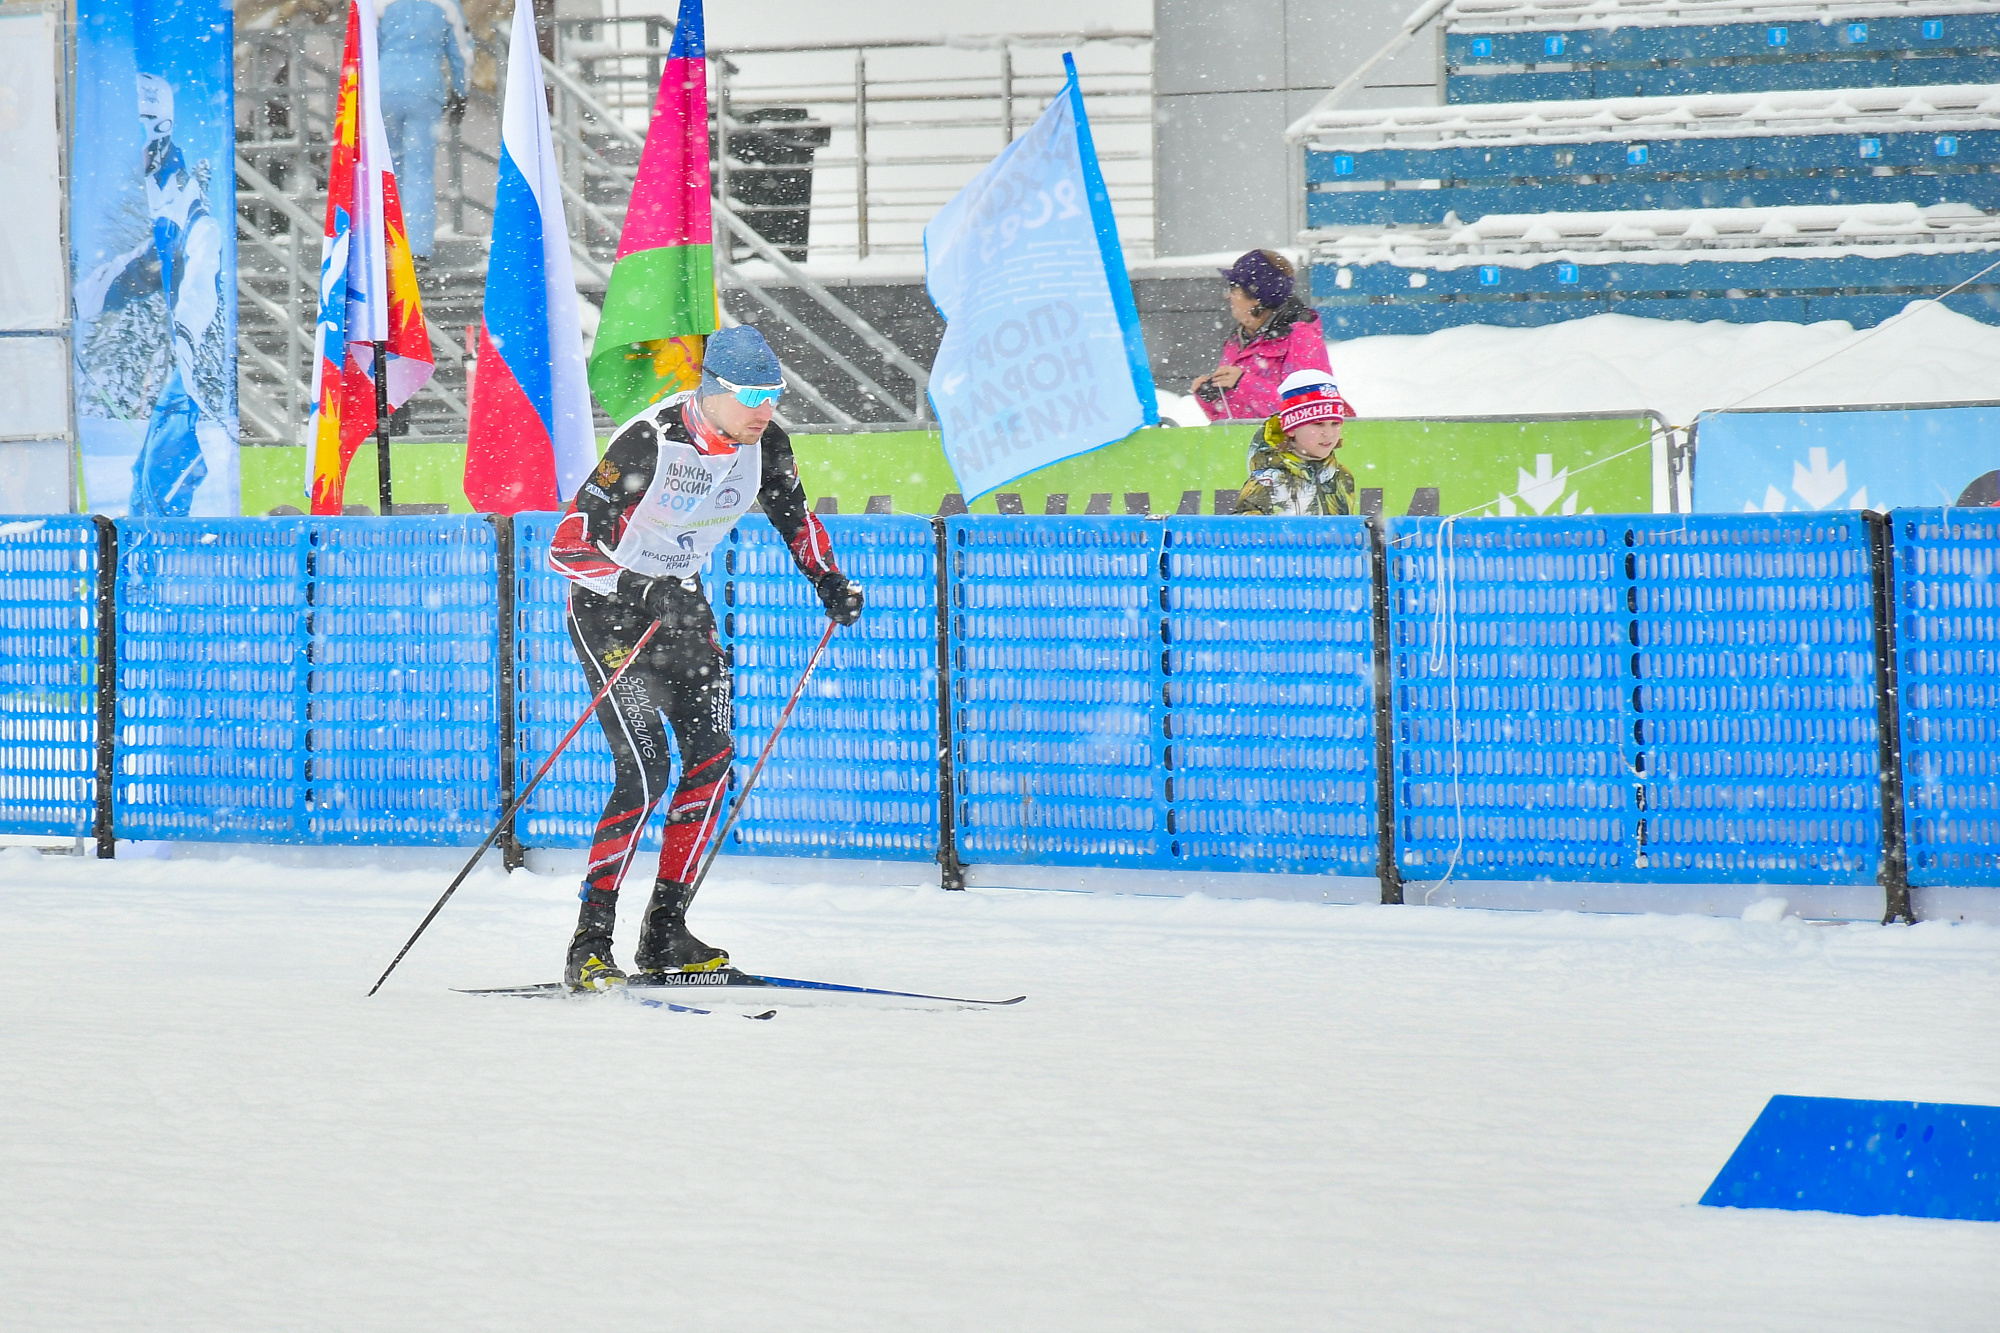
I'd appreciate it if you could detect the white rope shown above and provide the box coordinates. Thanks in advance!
[1379,253,2000,899]
[1683,254,2000,431]
[1437,429,1664,526]
[1420,515,1467,904]
[1380,253,2000,535]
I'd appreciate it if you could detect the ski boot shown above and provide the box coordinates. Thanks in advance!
[632,877,730,976]
[563,887,628,993]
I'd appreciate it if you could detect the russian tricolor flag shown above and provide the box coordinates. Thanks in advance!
[465,0,595,513]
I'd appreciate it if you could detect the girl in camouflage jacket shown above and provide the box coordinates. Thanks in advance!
[1234,370,1358,517]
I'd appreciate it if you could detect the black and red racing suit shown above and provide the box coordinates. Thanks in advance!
[549,392,840,898]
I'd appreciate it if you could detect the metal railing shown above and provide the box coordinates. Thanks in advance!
[235,152,472,442]
[236,26,478,446]
[531,47,930,429]
[229,21,1157,445]
[558,19,1156,262]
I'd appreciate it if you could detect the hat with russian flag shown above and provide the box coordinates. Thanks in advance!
[1277,370,1355,434]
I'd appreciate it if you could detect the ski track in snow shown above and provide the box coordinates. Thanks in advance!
[3,848,1996,1331]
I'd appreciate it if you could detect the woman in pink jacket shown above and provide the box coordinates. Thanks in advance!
[1191,250,1334,422]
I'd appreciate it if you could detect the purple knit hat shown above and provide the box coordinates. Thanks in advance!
[1219,250,1293,309]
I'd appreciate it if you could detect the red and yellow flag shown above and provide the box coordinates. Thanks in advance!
[306,0,436,514]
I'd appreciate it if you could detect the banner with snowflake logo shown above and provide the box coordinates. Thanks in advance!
[1692,406,2000,513]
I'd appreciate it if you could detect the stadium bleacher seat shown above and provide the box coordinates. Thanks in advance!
[1303,85,2000,227]
[1308,202,2000,334]
[1445,0,2000,101]
[1292,0,2000,336]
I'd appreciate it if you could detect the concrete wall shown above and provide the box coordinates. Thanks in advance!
[1153,0,1439,257]
[1134,270,1242,397]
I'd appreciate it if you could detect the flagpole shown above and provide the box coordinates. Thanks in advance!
[374,342,394,516]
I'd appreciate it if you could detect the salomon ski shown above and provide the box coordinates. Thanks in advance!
[457,968,1025,1009]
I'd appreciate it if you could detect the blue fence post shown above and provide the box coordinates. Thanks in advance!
[1368,515,1403,904]
[1866,511,1914,922]
[932,515,965,890]
[491,512,524,870]
[91,516,117,858]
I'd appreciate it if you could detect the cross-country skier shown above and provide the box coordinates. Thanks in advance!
[548,325,865,991]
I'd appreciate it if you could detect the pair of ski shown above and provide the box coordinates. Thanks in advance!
[458,966,1027,1017]
[380,626,1025,1019]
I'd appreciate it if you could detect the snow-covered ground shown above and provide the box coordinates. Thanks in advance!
[5,848,1997,1330]
[1158,303,2000,428]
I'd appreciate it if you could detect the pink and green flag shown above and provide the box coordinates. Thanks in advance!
[587,0,714,421]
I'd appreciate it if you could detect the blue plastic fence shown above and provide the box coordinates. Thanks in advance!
[1384,517,1630,879]
[1629,517,1881,881]
[112,518,498,844]
[4,511,1992,901]
[1889,508,2000,887]
[0,517,99,837]
[1384,514,1883,884]
[721,514,937,861]
[306,519,499,843]
[511,512,937,862]
[510,511,679,851]
[113,519,309,841]
[946,517,1167,867]
[944,516,1379,874]
[1160,517,1377,875]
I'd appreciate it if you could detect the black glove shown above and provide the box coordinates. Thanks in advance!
[446,91,468,125]
[620,571,708,631]
[813,572,864,626]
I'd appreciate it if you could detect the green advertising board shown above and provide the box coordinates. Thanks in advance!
[788,416,1661,517]
[240,441,478,515]
[234,415,1662,517]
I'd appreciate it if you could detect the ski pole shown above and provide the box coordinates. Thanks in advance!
[367,618,665,996]
[683,618,838,898]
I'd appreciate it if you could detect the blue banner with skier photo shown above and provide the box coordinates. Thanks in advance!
[71,0,239,518]
[923,53,1156,503]
[1692,404,2000,512]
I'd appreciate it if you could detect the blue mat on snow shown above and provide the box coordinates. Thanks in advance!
[1701,1096,2000,1222]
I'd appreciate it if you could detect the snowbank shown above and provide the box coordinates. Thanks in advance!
[1160,305,2000,429]
[1212,304,2000,428]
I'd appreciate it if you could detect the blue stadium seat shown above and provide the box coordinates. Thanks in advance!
[1444,3,2000,102]
[1309,243,2000,337]
[1302,88,2000,228]
[1289,4,2000,332]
